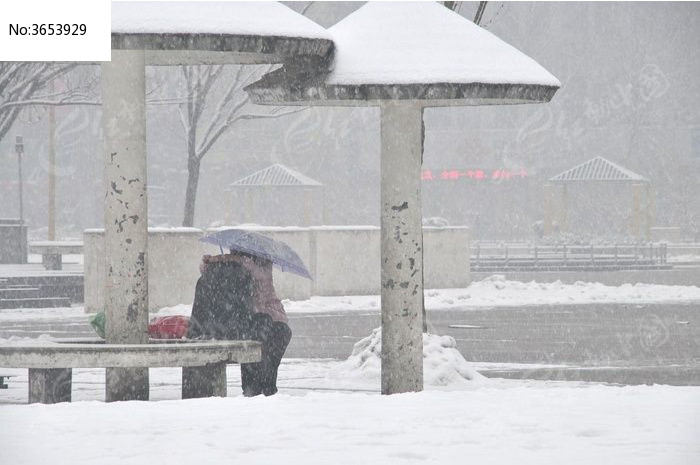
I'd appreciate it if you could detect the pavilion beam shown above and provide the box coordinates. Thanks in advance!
[380,101,424,395]
[101,50,150,402]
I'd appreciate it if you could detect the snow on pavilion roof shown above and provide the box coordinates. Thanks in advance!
[112,2,330,39]
[230,164,322,187]
[549,157,649,183]
[110,2,333,63]
[325,2,559,87]
[246,2,560,106]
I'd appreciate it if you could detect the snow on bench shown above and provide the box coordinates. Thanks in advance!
[28,241,84,270]
[0,340,261,403]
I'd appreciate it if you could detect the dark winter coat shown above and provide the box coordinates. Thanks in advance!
[187,261,257,340]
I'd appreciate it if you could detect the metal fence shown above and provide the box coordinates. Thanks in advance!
[471,243,670,272]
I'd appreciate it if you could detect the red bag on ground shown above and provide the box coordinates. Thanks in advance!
[148,315,190,339]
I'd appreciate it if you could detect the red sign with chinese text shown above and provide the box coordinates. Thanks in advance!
[421,169,529,181]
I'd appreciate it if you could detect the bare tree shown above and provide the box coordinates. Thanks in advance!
[174,65,304,227]
[299,2,315,16]
[473,2,488,25]
[442,1,460,12]
[0,63,90,143]
[442,1,489,25]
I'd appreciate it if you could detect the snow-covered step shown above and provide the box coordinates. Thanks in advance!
[0,274,83,304]
[0,288,42,299]
[0,297,71,309]
[0,284,36,289]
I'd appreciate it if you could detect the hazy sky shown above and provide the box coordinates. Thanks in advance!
[1,2,698,240]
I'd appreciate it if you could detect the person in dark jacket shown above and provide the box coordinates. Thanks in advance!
[187,258,256,341]
[189,252,292,397]
[184,258,255,398]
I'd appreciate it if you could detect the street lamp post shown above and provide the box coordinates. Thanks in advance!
[15,135,26,263]
[48,79,56,241]
[15,135,24,225]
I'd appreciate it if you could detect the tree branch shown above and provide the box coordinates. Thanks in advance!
[474,1,488,25]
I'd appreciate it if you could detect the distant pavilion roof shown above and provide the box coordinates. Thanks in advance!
[247,2,559,106]
[230,164,322,187]
[549,157,649,183]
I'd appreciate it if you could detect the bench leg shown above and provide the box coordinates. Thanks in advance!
[182,362,227,399]
[106,367,149,402]
[42,253,62,271]
[28,368,72,404]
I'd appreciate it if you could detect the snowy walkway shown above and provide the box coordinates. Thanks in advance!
[1,277,698,322]
[0,361,698,465]
[158,276,700,316]
[1,278,698,463]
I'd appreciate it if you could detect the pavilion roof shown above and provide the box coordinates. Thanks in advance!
[230,164,322,187]
[549,157,649,183]
[111,2,333,64]
[246,2,559,106]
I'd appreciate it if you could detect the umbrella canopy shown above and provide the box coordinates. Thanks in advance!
[246,1,559,106]
[111,1,334,65]
[200,229,312,280]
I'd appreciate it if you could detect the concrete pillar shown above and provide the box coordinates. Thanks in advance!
[101,50,149,402]
[245,188,254,223]
[321,187,328,225]
[631,183,643,239]
[646,183,655,240]
[543,184,554,235]
[559,185,568,233]
[29,368,72,403]
[303,188,312,226]
[224,191,234,225]
[182,363,227,399]
[379,102,424,394]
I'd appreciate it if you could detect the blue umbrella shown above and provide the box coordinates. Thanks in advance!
[200,229,312,280]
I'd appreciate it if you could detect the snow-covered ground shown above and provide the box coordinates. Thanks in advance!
[323,329,485,390]
[1,368,697,465]
[27,253,83,266]
[0,328,485,392]
[0,306,87,322]
[1,339,698,463]
[1,276,698,323]
[1,282,699,464]
[668,254,700,264]
[156,276,700,316]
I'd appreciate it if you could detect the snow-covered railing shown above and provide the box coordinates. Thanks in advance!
[471,243,670,272]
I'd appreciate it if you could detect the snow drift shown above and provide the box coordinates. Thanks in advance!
[332,327,484,388]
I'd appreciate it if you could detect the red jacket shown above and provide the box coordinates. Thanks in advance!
[227,255,288,324]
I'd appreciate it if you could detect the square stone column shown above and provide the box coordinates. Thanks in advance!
[380,102,424,394]
[28,368,72,403]
[101,50,149,401]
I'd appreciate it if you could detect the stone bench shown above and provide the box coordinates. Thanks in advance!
[29,241,84,270]
[0,340,261,403]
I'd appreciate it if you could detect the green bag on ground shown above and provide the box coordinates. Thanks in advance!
[88,311,106,339]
